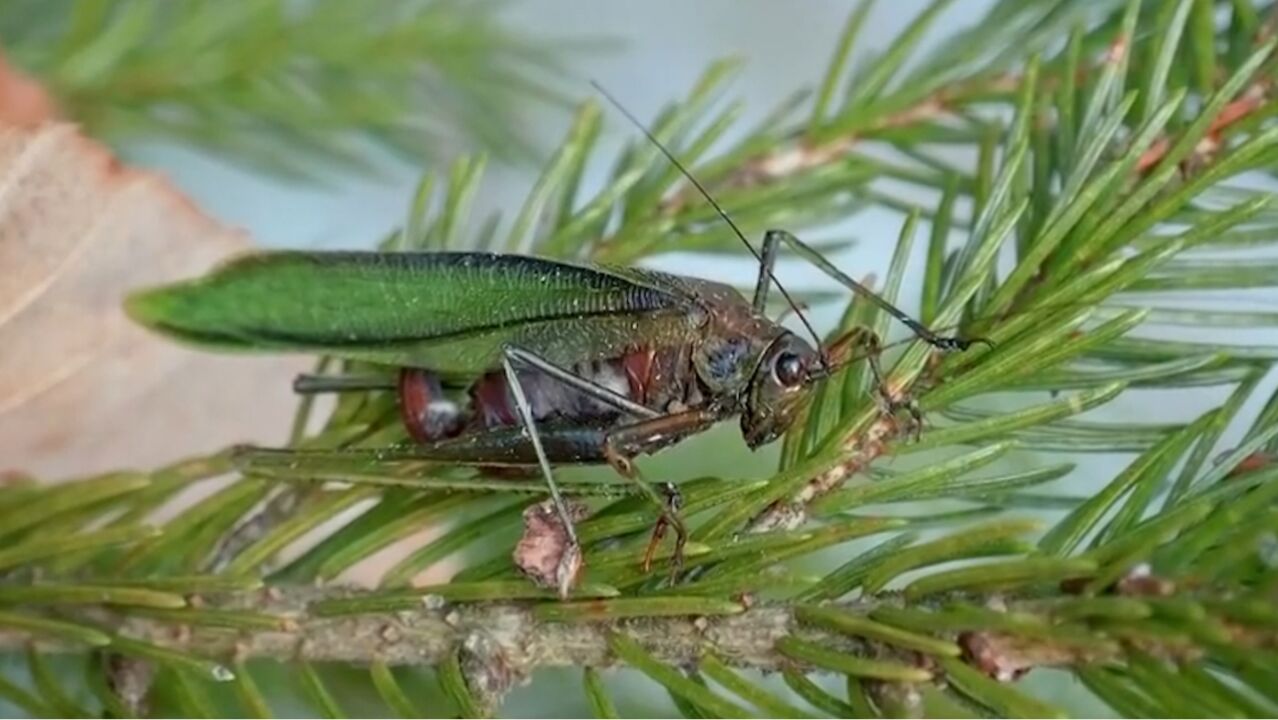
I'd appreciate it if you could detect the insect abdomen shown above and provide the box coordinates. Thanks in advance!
[398,369,464,443]
[470,358,634,427]
[397,346,700,443]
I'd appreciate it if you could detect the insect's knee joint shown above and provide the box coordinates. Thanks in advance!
[603,440,636,477]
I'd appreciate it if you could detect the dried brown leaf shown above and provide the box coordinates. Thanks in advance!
[0,53,57,127]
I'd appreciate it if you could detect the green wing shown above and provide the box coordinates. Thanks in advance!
[126,251,702,373]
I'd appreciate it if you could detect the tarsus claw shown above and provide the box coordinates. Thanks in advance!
[642,482,687,586]
[556,542,584,600]
[935,335,995,352]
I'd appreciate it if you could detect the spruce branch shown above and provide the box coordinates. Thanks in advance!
[6,0,1278,717]
[2,583,1271,714]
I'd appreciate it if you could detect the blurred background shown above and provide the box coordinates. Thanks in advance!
[124,0,990,287]
[3,0,1276,717]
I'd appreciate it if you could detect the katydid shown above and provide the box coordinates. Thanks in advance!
[125,95,985,597]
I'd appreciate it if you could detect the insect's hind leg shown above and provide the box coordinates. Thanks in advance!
[292,373,396,394]
[501,347,584,599]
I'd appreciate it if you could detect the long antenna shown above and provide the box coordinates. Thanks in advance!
[590,80,828,361]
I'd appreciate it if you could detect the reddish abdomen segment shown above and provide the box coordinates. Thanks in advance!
[398,368,463,443]
[395,347,672,444]
[468,349,655,429]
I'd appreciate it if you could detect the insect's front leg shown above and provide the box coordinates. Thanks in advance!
[760,229,992,353]
[835,326,924,441]
[750,224,783,315]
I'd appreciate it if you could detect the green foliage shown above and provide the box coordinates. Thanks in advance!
[4,0,1278,717]
[0,0,568,176]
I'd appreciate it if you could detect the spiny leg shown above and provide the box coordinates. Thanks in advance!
[498,344,677,596]
[651,482,686,579]
[603,442,688,584]
[759,229,992,353]
[501,344,716,593]
[602,412,721,586]
[498,350,707,587]
[501,347,583,598]
[750,224,783,315]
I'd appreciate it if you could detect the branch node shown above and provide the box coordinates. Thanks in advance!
[104,654,155,717]
[459,629,520,716]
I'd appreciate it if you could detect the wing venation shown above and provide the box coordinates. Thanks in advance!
[127,251,699,371]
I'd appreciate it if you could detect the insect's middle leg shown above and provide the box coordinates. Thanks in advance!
[603,442,687,582]
[602,410,717,583]
[499,344,688,596]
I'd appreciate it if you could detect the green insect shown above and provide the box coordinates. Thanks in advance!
[126,92,984,596]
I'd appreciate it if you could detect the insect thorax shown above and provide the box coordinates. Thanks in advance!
[691,317,788,403]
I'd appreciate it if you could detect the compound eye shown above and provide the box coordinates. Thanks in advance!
[774,352,805,387]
